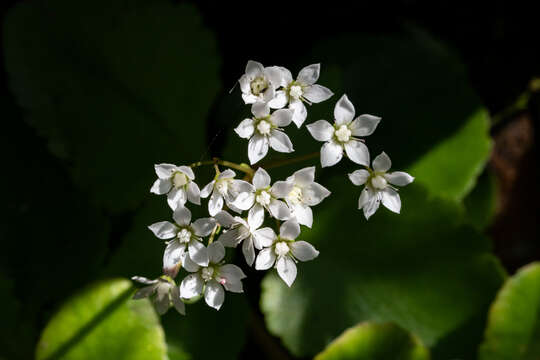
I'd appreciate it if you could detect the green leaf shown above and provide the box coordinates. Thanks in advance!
[314,322,429,360]
[261,182,505,357]
[3,0,220,212]
[463,170,498,230]
[479,262,540,360]
[36,279,167,360]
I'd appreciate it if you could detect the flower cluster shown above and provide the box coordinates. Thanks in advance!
[132,60,414,316]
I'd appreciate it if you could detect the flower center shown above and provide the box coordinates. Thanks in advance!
[289,85,303,100]
[287,185,303,204]
[256,190,271,206]
[201,266,214,281]
[172,172,188,188]
[275,241,290,257]
[335,125,352,143]
[257,120,272,135]
[177,228,191,243]
[250,76,268,96]
[215,179,229,195]
[370,175,387,190]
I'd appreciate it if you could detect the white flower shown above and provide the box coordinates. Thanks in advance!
[132,276,185,315]
[148,207,216,274]
[179,242,246,310]
[200,169,254,216]
[238,60,283,106]
[307,94,381,168]
[348,152,414,219]
[269,64,334,127]
[235,103,294,164]
[282,167,331,228]
[150,164,200,210]
[214,210,276,266]
[233,167,292,221]
[255,220,318,287]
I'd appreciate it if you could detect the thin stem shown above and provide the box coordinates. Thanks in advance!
[190,158,254,176]
[208,224,220,245]
[261,151,319,170]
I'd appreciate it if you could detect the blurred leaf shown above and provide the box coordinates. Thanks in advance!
[463,170,497,230]
[3,0,220,212]
[314,322,429,360]
[478,262,540,360]
[36,279,167,360]
[261,182,505,357]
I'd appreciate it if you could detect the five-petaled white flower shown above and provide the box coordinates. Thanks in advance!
[282,167,331,228]
[348,152,414,220]
[200,169,254,216]
[269,64,334,127]
[307,94,381,168]
[233,167,292,222]
[132,276,185,315]
[214,210,275,266]
[148,207,216,275]
[150,164,200,210]
[235,103,294,164]
[238,60,283,106]
[255,220,319,287]
[180,242,246,310]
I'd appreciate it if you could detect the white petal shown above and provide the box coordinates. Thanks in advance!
[320,141,343,167]
[242,237,256,266]
[268,199,291,220]
[180,250,200,272]
[214,210,235,228]
[349,169,370,186]
[247,204,264,229]
[363,189,381,220]
[186,182,201,205]
[252,228,276,249]
[239,74,251,94]
[248,134,269,164]
[334,94,355,125]
[242,93,258,104]
[303,84,333,103]
[358,188,371,209]
[173,206,192,226]
[251,101,270,118]
[218,169,236,179]
[255,248,276,270]
[131,276,158,286]
[249,205,265,227]
[290,204,313,228]
[350,114,381,137]
[271,181,294,199]
[133,285,156,299]
[150,178,172,195]
[218,227,243,247]
[218,264,246,292]
[269,130,294,153]
[268,90,288,109]
[180,273,203,299]
[303,182,331,206]
[153,291,170,315]
[385,171,414,187]
[188,240,209,267]
[265,66,284,88]
[154,163,176,179]
[171,286,186,315]
[290,241,319,261]
[192,217,216,237]
[289,100,307,128]
[163,241,184,276]
[200,181,215,198]
[208,192,224,217]
[306,120,334,141]
[292,166,315,186]
[231,179,254,195]
[381,188,401,214]
[253,167,271,189]
[208,241,226,264]
[344,140,370,167]
[167,188,187,210]
[279,66,293,86]
[204,280,225,310]
[372,151,392,172]
[178,166,195,179]
[277,256,297,287]
[245,60,264,79]
[297,63,320,85]
[262,85,276,103]
[280,219,300,240]
[235,118,255,139]
[270,108,293,127]
[148,221,177,240]
[233,192,255,211]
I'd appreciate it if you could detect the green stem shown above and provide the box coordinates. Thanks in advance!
[261,151,319,170]
[190,158,254,176]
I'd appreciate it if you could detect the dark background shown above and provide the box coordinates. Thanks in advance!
[1,1,538,359]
